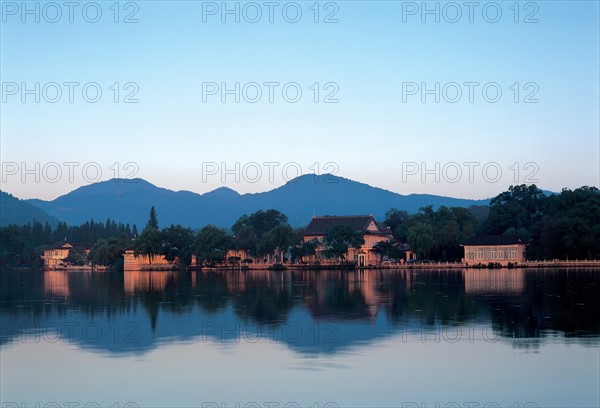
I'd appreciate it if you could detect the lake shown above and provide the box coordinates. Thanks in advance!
[1,268,599,408]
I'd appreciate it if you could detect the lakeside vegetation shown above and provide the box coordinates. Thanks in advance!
[1,184,598,269]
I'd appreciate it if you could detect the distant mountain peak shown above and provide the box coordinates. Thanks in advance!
[282,173,363,189]
[67,178,169,196]
[287,173,344,183]
[282,173,401,196]
[202,186,240,198]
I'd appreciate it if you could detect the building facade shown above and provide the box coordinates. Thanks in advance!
[42,242,92,269]
[303,215,394,266]
[123,249,188,271]
[462,235,526,266]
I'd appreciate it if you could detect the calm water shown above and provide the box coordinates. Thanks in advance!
[1,268,599,408]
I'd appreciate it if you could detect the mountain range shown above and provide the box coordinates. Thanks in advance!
[3,174,491,228]
[0,191,61,227]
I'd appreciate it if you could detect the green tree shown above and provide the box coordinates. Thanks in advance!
[533,186,600,259]
[160,224,194,267]
[384,208,410,240]
[0,225,27,267]
[483,184,546,235]
[261,224,299,263]
[231,209,291,259]
[232,225,258,255]
[406,222,434,259]
[135,207,161,264]
[372,240,395,262]
[88,236,129,269]
[193,225,233,266]
[147,206,159,230]
[255,233,277,261]
[53,222,69,242]
[232,210,288,240]
[291,238,319,263]
[433,206,478,260]
[323,225,365,261]
[386,205,478,261]
[65,246,87,266]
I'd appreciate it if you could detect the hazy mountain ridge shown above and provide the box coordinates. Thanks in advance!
[0,191,61,227]
[19,175,491,228]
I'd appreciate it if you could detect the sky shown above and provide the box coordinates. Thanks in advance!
[1,0,599,200]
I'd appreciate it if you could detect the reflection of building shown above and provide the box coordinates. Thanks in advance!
[42,242,93,269]
[302,270,405,322]
[352,270,387,320]
[464,268,525,294]
[124,270,176,293]
[44,270,94,298]
[462,235,526,266]
[44,270,71,297]
[303,215,394,266]
[222,269,278,293]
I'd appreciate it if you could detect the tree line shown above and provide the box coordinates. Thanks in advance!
[104,207,366,269]
[1,184,598,268]
[383,185,600,260]
[482,185,600,259]
[0,218,136,267]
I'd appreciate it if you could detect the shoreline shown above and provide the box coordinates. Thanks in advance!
[133,259,600,272]
[37,259,600,272]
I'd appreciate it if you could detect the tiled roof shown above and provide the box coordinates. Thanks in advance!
[48,242,93,250]
[48,242,69,250]
[462,235,524,246]
[303,215,389,236]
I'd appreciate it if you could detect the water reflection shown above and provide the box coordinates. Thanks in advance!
[124,270,179,294]
[464,268,525,294]
[1,268,599,355]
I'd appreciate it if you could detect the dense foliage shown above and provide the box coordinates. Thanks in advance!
[484,185,600,259]
[0,218,135,267]
[384,206,478,260]
[322,225,365,261]
[383,185,600,261]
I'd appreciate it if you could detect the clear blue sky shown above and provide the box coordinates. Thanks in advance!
[1,1,599,200]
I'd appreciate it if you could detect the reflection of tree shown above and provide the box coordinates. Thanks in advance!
[194,272,229,313]
[0,268,46,319]
[304,273,370,320]
[231,274,294,324]
[134,272,194,329]
[382,272,411,321]
[2,268,600,351]
[385,270,481,327]
[488,269,600,339]
[138,289,161,331]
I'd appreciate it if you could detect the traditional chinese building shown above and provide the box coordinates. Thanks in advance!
[462,235,526,266]
[41,242,93,269]
[303,215,394,266]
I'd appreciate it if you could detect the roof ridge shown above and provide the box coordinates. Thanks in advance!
[311,215,374,219]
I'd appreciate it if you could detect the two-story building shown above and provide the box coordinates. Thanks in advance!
[42,242,93,269]
[303,215,394,266]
